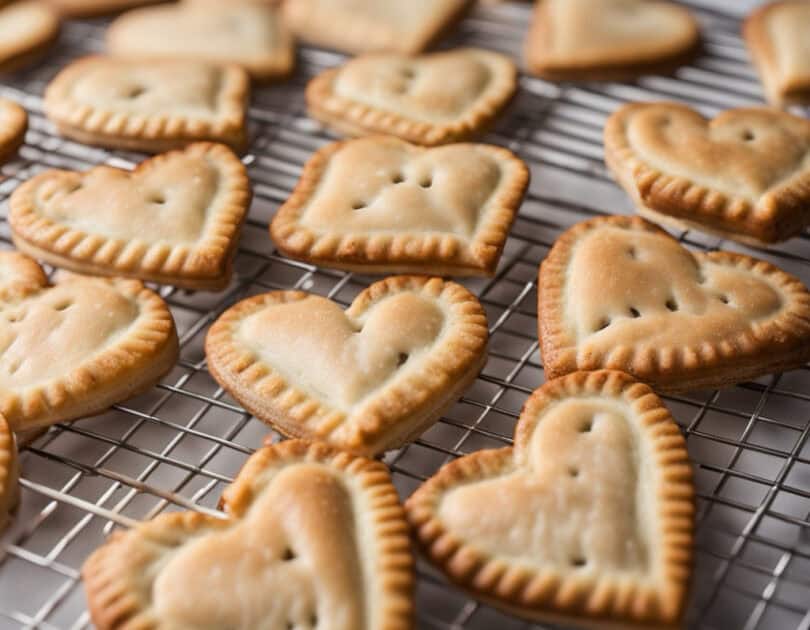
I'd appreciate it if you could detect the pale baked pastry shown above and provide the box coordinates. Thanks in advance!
[0,251,178,432]
[0,1,60,74]
[406,370,694,629]
[283,0,471,55]
[83,439,414,630]
[206,276,488,455]
[538,215,810,392]
[605,102,810,245]
[44,56,250,153]
[525,0,699,80]
[0,413,18,534]
[46,0,165,18]
[744,0,810,106]
[0,99,27,163]
[306,48,517,145]
[10,143,250,291]
[271,136,529,276]
[106,2,294,81]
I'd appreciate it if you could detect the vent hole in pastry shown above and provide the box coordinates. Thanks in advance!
[419,176,433,188]
[401,68,415,79]
[580,420,592,433]
[391,173,405,184]
[351,201,366,210]
[397,353,409,367]
[571,556,587,568]
[53,300,72,312]
[627,247,636,259]
[7,359,21,375]
[629,307,641,318]
[150,193,166,205]
[594,318,610,332]
[568,466,579,477]
[127,85,146,99]
[282,547,295,561]
[742,130,755,142]
[6,311,24,323]
[665,298,678,312]
[310,614,318,627]
[719,295,730,304]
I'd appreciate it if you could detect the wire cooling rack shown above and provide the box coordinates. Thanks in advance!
[1,2,809,629]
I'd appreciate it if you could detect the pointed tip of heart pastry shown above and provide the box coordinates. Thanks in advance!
[406,369,693,628]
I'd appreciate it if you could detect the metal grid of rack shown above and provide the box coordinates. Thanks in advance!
[1,2,809,629]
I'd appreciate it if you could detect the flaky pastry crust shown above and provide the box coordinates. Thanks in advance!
[282,0,471,55]
[406,370,694,629]
[306,48,517,146]
[270,136,529,276]
[525,0,699,81]
[605,102,810,245]
[0,413,18,534]
[0,1,60,74]
[10,142,251,291]
[44,56,250,154]
[0,251,179,431]
[83,440,414,630]
[538,215,810,392]
[743,0,810,107]
[206,275,489,455]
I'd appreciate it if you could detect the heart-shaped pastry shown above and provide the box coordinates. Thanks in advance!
[0,413,17,534]
[0,251,178,431]
[9,143,250,291]
[605,102,810,245]
[0,1,60,73]
[206,275,488,454]
[107,2,294,81]
[745,1,810,106]
[525,0,699,80]
[306,48,517,146]
[538,216,810,392]
[283,0,470,55]
[270,136,529,276]
[406,370,694,628]
[44,56,250,153]
[0,98,27,164]
[83,440,414,630]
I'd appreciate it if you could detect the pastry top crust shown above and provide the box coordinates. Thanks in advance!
[0,412,17,533]
[82,440,414,630]
[9,142,250,285]
[604,101,810,243]
[525,0,699,79]
[106,2,294,80]
[0,98,27,158]
[406,369,694,628]
[43,56,250,151]
[270,135,529,275]
[0,1,60,67]
[282,0,471,55]
[45,0,164,18]
[0,251,177,431]
[306,48,517,145]
[744,0,810,106]
[538,216,810,390]
[205,275,489,454]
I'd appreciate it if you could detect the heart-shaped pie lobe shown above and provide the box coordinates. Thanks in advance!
[306,48,517,146]
[270,136,529,276]
[406,370,694,628]
[107,2,294,81]
[525,0,699,80]
[83,440,414,630]
[10,143,250,290]
[605,102,810,245]
[206,276,488,455]
[0,1,60,73]
[0,413,17,534]
[283,0,470,55]
[538,216,810,392]
[0,251,178,431]
[744,1,810,106]
[0,98,27,164]
[44,56,250,153]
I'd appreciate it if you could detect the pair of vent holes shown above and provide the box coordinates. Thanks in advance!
[659,118,756,143]
[350,174,433,211]
[7,301,71,323]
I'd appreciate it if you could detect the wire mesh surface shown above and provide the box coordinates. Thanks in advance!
[1,2,810,629]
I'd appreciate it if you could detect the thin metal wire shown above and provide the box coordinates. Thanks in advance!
[0,2,809,630]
